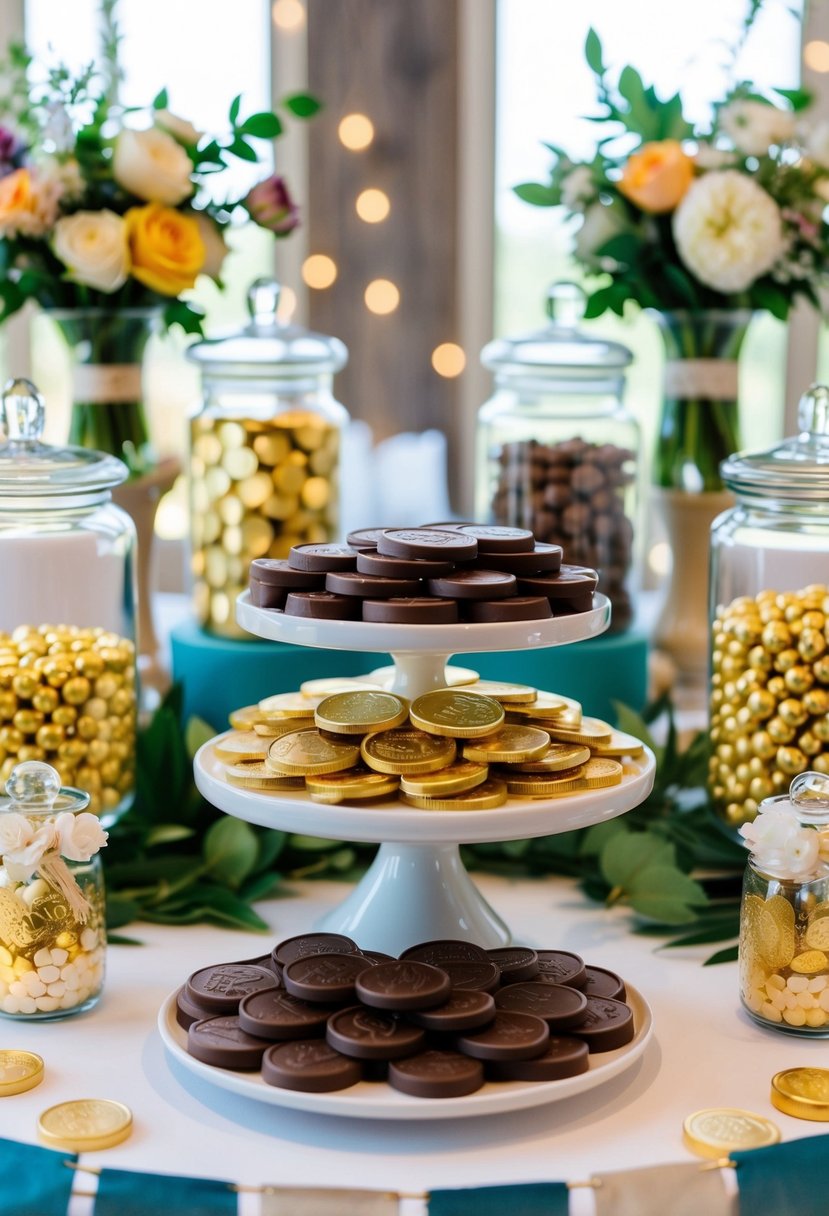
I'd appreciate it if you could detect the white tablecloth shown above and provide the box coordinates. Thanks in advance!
[0,873,823,1213]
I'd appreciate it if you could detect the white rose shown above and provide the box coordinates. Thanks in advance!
[719,100,796,157]
[740,806,801,853]
[561,166,595,213]
[3,823,57,882]
[803,118,829,168]
[574,201,629,263]
[0,813,34,855]
[55,811,108,862]
[672,170,784,294]
[52,210,130,293]
[694,145,736,170]
[154,109,203,148]
[113,127,194,206]
[193,212,228,280]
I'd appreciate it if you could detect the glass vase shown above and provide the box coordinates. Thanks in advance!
[50,308,158,477]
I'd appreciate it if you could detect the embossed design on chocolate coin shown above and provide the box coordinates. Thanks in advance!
[355,961,451,1011]
[283,953,374,1004]
[237,988,333,1040]
[185,964,276,1014]
[407,989,496,1032]
[683,1108,781,1158]
[262,1039,362,1092]
[326,1006,426,1059]
[273,933,360,967]
[266,729,360,776]
[400,939,490,965]
[535,950,588,990]
[494,982,588,1030]
[38,1098,133,1151]
[187,1015,271,1070]
[487,947,540,983]
[573,995,635,1052]
[455,1011,550,1061]
[377,529,478,560]
[389,1050,485,1098]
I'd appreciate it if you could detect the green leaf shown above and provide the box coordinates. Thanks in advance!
[774,87,813,112]
[600,830,676,890]
[162,300,206,336]
[203,818,259,888]
[283,92,322,118]
[618,65,645,109]
[751,281,790,321]
[583,286,617,319]
[240,872,282,903]
[514,181,559,207]
[596,233,641,264]
[255,829,287,874]
[584,27,604,75]
[185,716,216,760]
[239,111,283,139]
[145,824,195,847]
[229,93,242,125]
[663,264,699,307]
[228,135,258,162]
[107,933,143,946]
[704,945,740,966]
[106,895,141,930]
[288,834,342,852]
[611,702,659,757]
[152,87,169,110]
[579,819,628,857]
[626,866,707,923]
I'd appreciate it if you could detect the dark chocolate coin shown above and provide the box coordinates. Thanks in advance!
[287,543,359,572]
[237,988,333,1040]
[355,961,451,1011]
[518,566,599,599]
[326,1006,426,1060]
[273,933,360,968]
[284,591,361,619]
[466,597,552,623]
[377,529,479,561]
[325,571,423,598]
[360,950,396,964]
[249,580,286,610]
[187,1015,270,1070]
[388,1050,484,1099]
[440,960,501,994]
[407,989,496,1032]
[471,543,562,575]
[456,525,535,553]
[455,1011,550,1061]
[249,559,325,588]
[535,950,587,990]
[486,1035,589,1082]
[356,550,455,579]
[176,986,211,1030]
[362,597,459,624]
[262,1039,362,1092]
[185,964,277,1014]
[487,946,540,983]
[346,528,388,549]
[400,939,491,966]
[283,952,374,1004]
[553,593,595,615]
[572,996,635,1053]
[428,569,517,601]
[494,982,588,1030]
[581,966,627,1001]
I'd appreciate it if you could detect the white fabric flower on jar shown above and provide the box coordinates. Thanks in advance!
[740,805,821,880]
[2,821,58,882]
[54,812,108,862]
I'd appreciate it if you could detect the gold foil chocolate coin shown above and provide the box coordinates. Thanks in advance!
[228,704,265,730]
[682,1108,781,1158]
[591,729,646,759]
[504,768,588,797]
[252,718,305,738]
[214,731,272,763]
[771,1067,829,1121]
[400,777,509,811]
[258,692,319,718]
[511,743,591,773]
[579,758,624,787]
[462,725,551,764]
[547,716,614,744]
[361,729,457,775]
[410,691,505,739]
[300,677,383,697]
[38,1098,133,1152]
[315,691,409,735]
[306,770,400,804]
[506,692,568,719]
[466,681,538,704]
[266,730,360,776]
[225,762,306,790]
[0,1050,43,1096]
[400,760,489,797]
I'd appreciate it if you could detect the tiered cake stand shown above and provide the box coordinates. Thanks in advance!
[194,592,656,955]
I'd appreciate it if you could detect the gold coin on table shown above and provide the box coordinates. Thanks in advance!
[771,1067,829,1121]
[591,729,646,759]
[510,743,591,773]
[306,769,399,804]
[224,762,306,790]
[266,730,360,776]
[315,691,409,736]
[214,731,272,763]
[300,677,384,698]
[682,1108,781,1158]
[361,729,457,775]
[400,760,489,797]
[400,777,509,811]
[258,692,320,718]
[38,1098,133,1152]
[506,692,568,719]
[366,664,480,689]
[410,690,505,739]
[547,716,614,745]
[0,1050,43,1097]
[465,680,538,704]
[462,725,551,765]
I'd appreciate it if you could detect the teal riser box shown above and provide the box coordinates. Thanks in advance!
[171,618,649,734]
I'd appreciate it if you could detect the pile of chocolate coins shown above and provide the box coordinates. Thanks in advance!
[248,524,600,623]
[177,935,636,1098]
[218,680,645,807]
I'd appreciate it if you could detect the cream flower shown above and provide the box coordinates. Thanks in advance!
[2,822,57,883]
[0,812,35,855]
[113,127,194,206]
[574,201,629,263]
[672,171,784,293]
[561,166,595,212]
[193,211,228,280]
[740,805,822,880]
[154,109,203,148]
[52,210,130,293]
[719,100,796,156]
[54,811,108,862]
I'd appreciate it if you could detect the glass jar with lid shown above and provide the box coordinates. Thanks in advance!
[187,278,349,637]
[477,283,637,632]
[709,384,829,831]
[0,379,137,824]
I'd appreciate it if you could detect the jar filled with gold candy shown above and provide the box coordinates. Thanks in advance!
[710,384,829,831]
[0,761,107,1020]
[187,278,348,636]
[477,283,637,632]
[0,379,137,823]
[739,772,829,1036]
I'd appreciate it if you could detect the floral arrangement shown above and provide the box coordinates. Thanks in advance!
[0,805,107,884]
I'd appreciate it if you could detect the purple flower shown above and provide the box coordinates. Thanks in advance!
[0,125,22,176]
[244,174,299,236]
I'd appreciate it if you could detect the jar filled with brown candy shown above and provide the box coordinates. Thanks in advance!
[0,379,137,824]
[187,279,348,637]
[477,284,637,632]
[710,384,829,831]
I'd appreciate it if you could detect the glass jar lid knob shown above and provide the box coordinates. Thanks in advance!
[4,761,89,813]
[797,383,829,442]
[545,281,586,328]
[247,278,282,329]
[789,770,829,825]
[1,378,45,446]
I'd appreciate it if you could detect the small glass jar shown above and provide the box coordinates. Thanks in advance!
[709,384,829,830]
[0,379,137,823]
[0,761,107,1020]
[477,283,637,631]
[187,279,349,637]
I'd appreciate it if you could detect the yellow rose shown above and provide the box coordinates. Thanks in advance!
[126,204,205,295]
[0,168,31,227]
[618,140,694,214]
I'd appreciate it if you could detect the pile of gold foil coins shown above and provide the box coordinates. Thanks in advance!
[710,585,829,829]
[740,891,829,1031]
[0,625,136,817]
[217,677,645,808]
[191,411,340,635]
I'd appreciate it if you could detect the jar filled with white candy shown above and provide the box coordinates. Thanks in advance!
[0,761,107,1019]
[739,771,829,1035]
